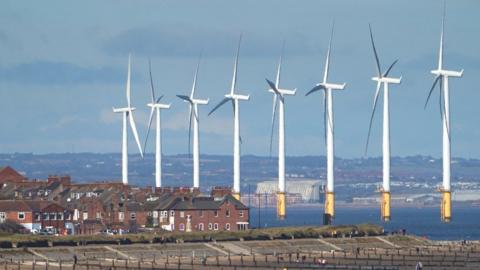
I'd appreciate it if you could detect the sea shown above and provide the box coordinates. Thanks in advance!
[248,206,480,240]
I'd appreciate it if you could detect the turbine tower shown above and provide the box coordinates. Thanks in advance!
[112,54,144,185]
[208,35,250,201]
[144,60,171,188]
[365,25,401,222]
[425,3,463,223]
[306,23,346,225]
[265,44,296,220]
[177,57,209,189]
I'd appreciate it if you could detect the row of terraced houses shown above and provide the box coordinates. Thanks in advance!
[0,166,249,235]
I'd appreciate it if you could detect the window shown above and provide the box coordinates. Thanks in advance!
[119,212,124,221]
[18,212,25,220]
[226,210,230,217]
[239,210,244,217]
[50,212,56,220]
[0,212,6,222]
[198,223,204,231]
[180,211,185,218]
[214,210,218,217]
[208,223,213,230]
[96,212,101,219]
[82,212,88,220]
[198,210,203,217]
[225,223,231,231]
[179,223,185,231]
[213,223,219,231]
[34,213,40,221]
[57,213,63,220]
[169,210,175,217]
[152,211,158,218]
[43,213,49,220]
[130,212,136,220]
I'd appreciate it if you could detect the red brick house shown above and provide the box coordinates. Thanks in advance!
[0,166,26,184]
[0,200,72,233]
[167,195,249,232]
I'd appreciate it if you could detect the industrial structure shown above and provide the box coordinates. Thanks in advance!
[306,23,346,225]
[265,44,296,219]
[365,25,402,222]
[209,35,250,201]
[425,4,463,222]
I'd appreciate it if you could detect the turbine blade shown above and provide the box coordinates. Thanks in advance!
[439,1,445,70]
[148,58,156,103]
[156,95,164,103]
[143,108,155,153]
[439,78,450,142]
[383,59,398,77]
[323,21,334,83]
[231,34,242,95]
[323,91,327,147]
[126,54,132,107]
[275,41,285,87]
[128,111,144,158]
[269,94,278,158]
[305,85,325,96]
[188,105,193,157]
[369,24,382,77]
[266,78,283,101]
[208,97,230,116]
[424,76,441,109]
[191,54,201,98]
[177,95,192,103]
[365,82,382,155]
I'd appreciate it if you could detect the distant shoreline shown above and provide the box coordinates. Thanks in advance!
[249,202,479,209]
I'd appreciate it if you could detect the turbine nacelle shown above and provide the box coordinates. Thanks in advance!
[190,98,209,105]
[431,69,464,78]
[147,103,171,109]
[319,82,346,91]
[268,88,296,96]
[113,107,135,113]
[371,76,402,84]
[225,93,250,101]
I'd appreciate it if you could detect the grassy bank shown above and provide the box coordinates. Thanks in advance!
[0,224,383,248]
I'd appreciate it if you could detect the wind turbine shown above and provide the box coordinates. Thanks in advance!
[265,43,296,220]
[112,54,144,185]
[305,23,346,225]
[144,60,171,188]
[425,3,463,223]
[208,35,249,201]
[365,25,402,222]
[177,56,209,189]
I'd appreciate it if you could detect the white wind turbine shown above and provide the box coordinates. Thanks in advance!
[305,23,346,225]
[177,57,209,189]
[425,3,463,222]
[112,54,144,185]
[365,25,402,222]
[265,43,296,219]
[144,60,171,188]
[208,35,249,200]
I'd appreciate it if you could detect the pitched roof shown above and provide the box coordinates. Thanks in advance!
[0,200,64,212]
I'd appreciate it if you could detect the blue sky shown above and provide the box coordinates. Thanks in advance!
[0,0,479,158]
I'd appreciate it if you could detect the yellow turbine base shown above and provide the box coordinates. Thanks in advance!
[381,191,391,222]
[277,192,286,219]
[325,192,335,217]
[441,190,452,223]
[232,192,241,201]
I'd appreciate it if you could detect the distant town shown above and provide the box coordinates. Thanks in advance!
[2,153,480,207]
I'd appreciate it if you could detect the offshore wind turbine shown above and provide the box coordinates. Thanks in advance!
[425,3,463,223]
[144,60,171,188]
[112,54,144,185]
[208,35,249,200]
[177,56,209,189]
[305,23,346,225]
[365,25,402,222]
[265,44,296,220]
